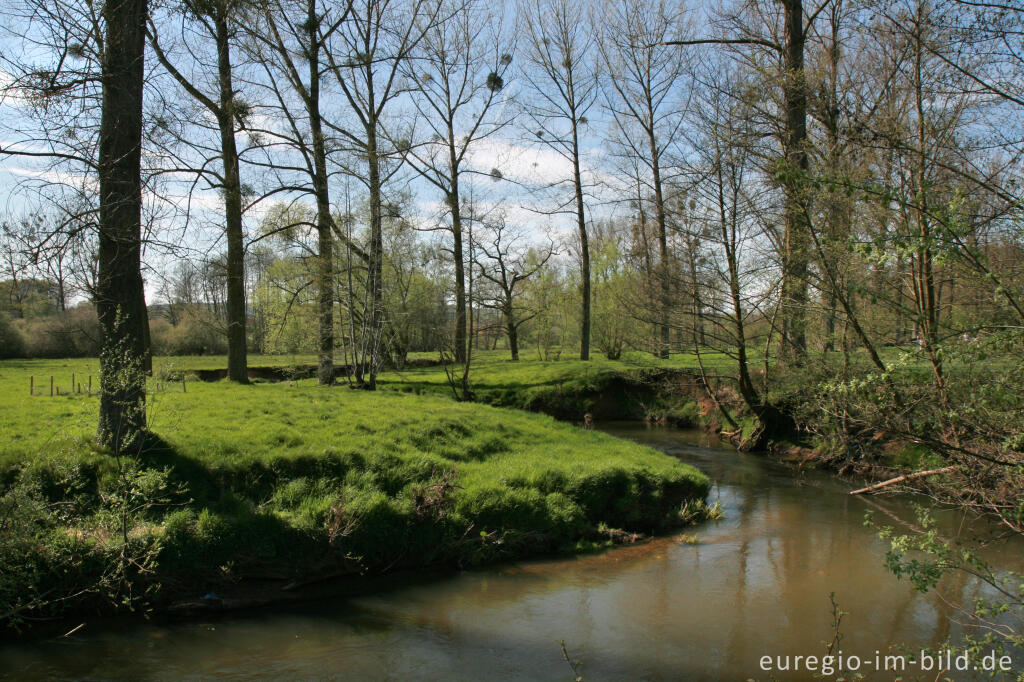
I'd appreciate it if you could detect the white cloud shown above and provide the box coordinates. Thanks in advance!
[467,139,573,186]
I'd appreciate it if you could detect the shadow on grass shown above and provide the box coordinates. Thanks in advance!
[138,432,220,503]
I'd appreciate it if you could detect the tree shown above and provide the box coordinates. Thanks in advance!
[0,0,156,378]
[96,0,150,451]
[665,0,828,363]
[324,0,442,388]
[148,0,253,383]
[474,214,555,360]
[520,0,599,361]
[247,0,351,385]
[587,219,637,360]
[685,59,795,445]
[778,0,811,363]
[402,0,513,365]
[600,0,690,359]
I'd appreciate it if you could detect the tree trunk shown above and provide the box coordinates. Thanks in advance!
[911,1,944,393]
[96,0,149,452]
[308,2,333,386]
[850,466,958,495]
[571,123,590,361]
[366,123,383,390]
[820,10,844,357]
[647,131,670,359]
[216,10,248,384]
[779,0,810,363]
[507,314,519,361]
[451,193,467,365]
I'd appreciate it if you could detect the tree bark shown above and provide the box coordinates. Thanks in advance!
[507,313,519,361]
[647,130,670,359]
[572,122,590,361]
[365,121,384,389]
[779,0,810,363]
[215,8,249,384]
[97,0,149,452]
[308,0,334,386]
[911,1,944,394]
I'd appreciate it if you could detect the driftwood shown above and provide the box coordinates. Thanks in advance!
[849,466,959,495]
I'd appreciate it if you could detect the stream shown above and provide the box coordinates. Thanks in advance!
[3,424,1021,680]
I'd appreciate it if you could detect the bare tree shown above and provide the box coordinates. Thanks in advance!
[599,0,690,359]
[520,0,599,361]
[0,0,164,377]
[665,0,833,363]
[324,0,442,388]
[148,0,255,383]
[474,214,555,360]
[246,0,352,385]
[690,64,793,445]
[401,0,513,365]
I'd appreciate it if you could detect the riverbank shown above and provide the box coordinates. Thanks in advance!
[0,357,710,633]
[5,423,1019,679]
[371,352,982,498]
[5,348,997,635]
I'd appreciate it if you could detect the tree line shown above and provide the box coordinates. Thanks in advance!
[0,0,1022,452]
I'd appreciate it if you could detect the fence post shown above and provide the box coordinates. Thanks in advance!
[50,376,54,397]
[72,372,75,393]
[88,376,92,396]
[30,376,33,396]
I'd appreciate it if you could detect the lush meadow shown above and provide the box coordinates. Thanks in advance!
[0,354,710,629]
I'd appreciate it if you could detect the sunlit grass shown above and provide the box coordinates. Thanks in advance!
[0,355,710,591]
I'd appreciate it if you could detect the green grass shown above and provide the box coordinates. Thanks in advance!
[381,349,737,419]
[0,356,710,624]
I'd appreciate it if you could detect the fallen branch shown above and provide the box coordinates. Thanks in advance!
[60,623,85,638]
[850,466,959,495]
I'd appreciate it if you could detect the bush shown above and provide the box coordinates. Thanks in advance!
[14,307,101,358]
[0,312,23,358]
[151,311,228,356]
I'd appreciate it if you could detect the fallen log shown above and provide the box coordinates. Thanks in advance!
[849,465,959,495]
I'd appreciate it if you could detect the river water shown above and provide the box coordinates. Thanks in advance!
[3,424,1021,680]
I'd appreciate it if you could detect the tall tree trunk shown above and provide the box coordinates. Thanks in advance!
[216,9,248,384]
[97,0,149,452]
[308,2,333,386]
[648,139,670,360]
[572,123,590,361]
[444,117,468,364]
[452,209,467,364]
[449,130,467,365]
[640,84,671,359]
[820,4,844,357]
[366,123,383,390]
[822,122,842,355]
[779,0,810,363]
[911,1,943,393]
[719,180,759,411]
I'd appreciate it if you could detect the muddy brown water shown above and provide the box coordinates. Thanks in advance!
[2,424,1022,680]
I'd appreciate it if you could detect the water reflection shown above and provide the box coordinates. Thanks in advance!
[2,424,1020,680]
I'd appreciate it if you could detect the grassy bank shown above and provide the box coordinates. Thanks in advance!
[377,350,736,425]
[0,357,710,630]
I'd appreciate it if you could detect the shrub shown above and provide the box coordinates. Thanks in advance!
[0,312,23,358]
[15,307,101,358]
[152,311,228,356]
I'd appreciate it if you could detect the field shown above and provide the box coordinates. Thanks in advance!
[0,354,711,625]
